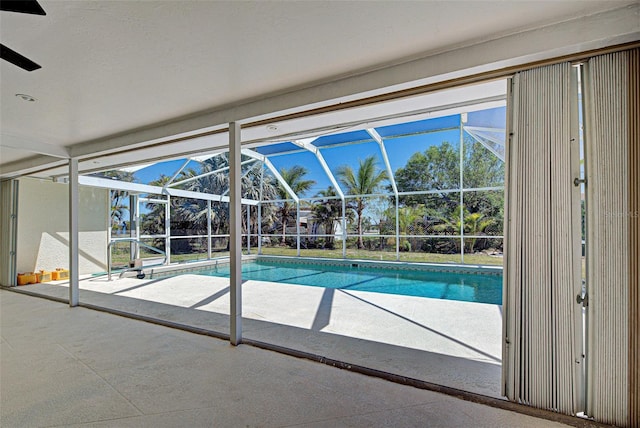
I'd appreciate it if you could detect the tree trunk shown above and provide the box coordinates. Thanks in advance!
[327,221,334,247]
[357,207,363,249]
[281,216,287,245]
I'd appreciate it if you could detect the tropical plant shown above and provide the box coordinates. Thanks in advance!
[336,156,387,249]
[173,156,278,243]
[433,206,495,253]
[138,175,173,250]
[397,205,425,236]
[275,166,315,245]
[463,211,496,253]
[180,156,229,236]
[100,170,135,230]
[311,186,342,248]
[242,162,278,246]
[381,205,425,251]
[133,154,279,254]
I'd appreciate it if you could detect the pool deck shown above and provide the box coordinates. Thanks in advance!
[14,272,503,398]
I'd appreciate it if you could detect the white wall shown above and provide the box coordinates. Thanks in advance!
[16,177,108,275]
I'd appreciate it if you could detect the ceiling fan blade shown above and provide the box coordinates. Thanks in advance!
[0,44,41,71]
[0,0,46,15]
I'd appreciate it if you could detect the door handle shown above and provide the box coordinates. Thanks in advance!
[576,293,589,307]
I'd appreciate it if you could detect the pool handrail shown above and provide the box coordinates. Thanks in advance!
[107,238,167,281]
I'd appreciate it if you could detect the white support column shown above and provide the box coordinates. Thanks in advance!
[459,114,466,263]
[257,203,262,254]
[395,195,400,261]
[129,195,136,260]
[296,202,301,256]
[258,165,264,255]
[342,199,347,258]
[165,195,171,264]
[68,158,79,307]
[135,196,140,250]
[246,205,251,255]
[207,200,212,259]
[106,193,112,237]
[229,122,242,346]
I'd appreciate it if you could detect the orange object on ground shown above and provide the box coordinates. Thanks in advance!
[37,271,52,282]
[17,273,37,285]
[52,268,69,280]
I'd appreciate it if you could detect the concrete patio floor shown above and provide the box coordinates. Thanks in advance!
[1,290,570,427]
[12,272,502,397]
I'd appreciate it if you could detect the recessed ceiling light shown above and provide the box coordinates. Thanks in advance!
[15,94,36,102]
[266,125,278,132]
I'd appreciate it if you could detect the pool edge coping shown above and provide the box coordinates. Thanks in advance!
[148,254,503,279]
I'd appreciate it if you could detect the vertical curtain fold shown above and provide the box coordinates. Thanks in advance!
[585,47,640,427]
[583,50,633,427]
[503,62,579,414]
[628,47,640,428]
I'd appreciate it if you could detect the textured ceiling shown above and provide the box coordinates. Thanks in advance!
[0,0,637,172]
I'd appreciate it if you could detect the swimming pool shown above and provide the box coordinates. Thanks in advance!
[197,260,503,305]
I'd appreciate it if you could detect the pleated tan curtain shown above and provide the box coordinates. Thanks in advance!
[629,48,640,428]
[503,62,582,415]
[583,48,639,427]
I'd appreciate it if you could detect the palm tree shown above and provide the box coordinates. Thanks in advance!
[100,170,135,231]
[180,157,279,248]
[382,205,425,251]
[431,207,464,253]
[398,205,425,251]
[397,205,425,235]
[241,162,277,246]
[336,156,387,249]
[182,156,229,235]
[276,166,315,245]
[311,186,342,248]
[464,211,495,253]
[433,206,495,253]
[138,175,175,250]
[186,160,282,245]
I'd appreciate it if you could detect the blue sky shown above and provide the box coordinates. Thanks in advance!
[266,128,462,196]
[132,107,506,199]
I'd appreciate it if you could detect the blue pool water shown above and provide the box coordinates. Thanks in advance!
[200,260,503,305]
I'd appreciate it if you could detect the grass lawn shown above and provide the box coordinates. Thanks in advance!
[110,247,503,268]
[261,247,503,266]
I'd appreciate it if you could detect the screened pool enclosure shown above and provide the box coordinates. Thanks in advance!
[91,106,506,272]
